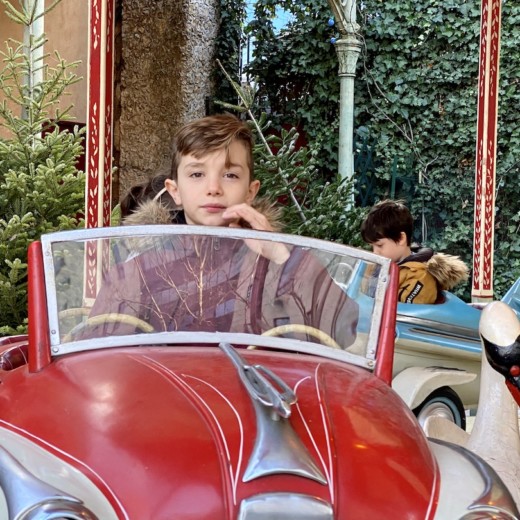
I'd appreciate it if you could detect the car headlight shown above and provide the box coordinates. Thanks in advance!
[0,427,118,520]
[17,498,97,520]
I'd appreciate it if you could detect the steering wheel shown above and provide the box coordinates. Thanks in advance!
[64,313,154,342]
[254,323,342,349]
[59,307,92,320]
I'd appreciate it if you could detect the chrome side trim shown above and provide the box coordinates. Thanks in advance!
[0,446,98,520]
[396,315,481,342]
[238,493,333,519]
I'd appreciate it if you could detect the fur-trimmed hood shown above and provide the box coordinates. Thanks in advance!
[400,248,469,291]
[123,199,176,226]
[122,197,284,232]
[425,252,469,290]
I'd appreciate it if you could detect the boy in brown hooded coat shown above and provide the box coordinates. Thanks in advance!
[121,113,283,233]
[361,200,469,304]
[86,114,359,347]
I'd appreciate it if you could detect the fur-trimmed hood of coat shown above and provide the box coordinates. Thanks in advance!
[122,197,284,232]
[400,248,469,291]
[425,252,469,290]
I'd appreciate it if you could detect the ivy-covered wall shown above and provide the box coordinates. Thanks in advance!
[227,0,520,298]
[356,0,520,297]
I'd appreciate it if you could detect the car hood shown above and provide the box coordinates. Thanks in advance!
[0,346,437,519]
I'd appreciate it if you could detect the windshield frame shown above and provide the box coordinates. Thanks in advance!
[41,225,392,367]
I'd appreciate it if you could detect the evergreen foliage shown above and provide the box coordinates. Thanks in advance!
[216,60,366,247]
[215,1,366,247]
[213,0,248,107]
[0,0,85,334]
[219,0,520,299]
[245,0,340,175]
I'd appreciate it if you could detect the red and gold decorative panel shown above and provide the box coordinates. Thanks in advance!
[473,0,502,300]
[85,0,116,299]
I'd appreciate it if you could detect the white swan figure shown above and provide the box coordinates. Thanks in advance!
[424,300,520,508]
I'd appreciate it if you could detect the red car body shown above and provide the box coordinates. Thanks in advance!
[0,226,516,520]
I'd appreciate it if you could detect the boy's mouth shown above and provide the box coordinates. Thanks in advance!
[201,204,226,213]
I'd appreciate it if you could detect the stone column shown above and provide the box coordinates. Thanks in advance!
[116,0,218,197]
[328,0,361,181]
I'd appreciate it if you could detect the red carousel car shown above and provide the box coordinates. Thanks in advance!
[0,225,517,519]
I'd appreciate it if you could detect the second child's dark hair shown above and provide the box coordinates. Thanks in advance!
[119,174,174,218]
[361,199,413,245]
[170,113,254,181]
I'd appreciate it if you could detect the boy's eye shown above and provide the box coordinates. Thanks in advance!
[189,172,203,178]
[224,172,239,179]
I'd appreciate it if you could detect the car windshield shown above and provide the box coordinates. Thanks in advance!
[42,226,391,366]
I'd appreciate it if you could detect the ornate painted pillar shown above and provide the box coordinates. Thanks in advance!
[327,0,361,181]
[85,0,115,300]
[472,0,502,302]
[86,0,115,229]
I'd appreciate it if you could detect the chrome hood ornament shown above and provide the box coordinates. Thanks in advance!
[219,342,326,484]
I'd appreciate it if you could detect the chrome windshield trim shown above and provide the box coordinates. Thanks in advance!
[41,225,386,263]
[368,268,389,361]
[43,225,391,366]
[50,332,373,369]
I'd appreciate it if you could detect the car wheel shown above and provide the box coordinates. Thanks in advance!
[413,386,466,431]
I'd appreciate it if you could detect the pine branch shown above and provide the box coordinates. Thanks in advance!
[216,58,307,223]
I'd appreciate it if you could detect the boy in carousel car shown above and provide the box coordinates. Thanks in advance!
[361,199,468,304]
[82,114,359,348]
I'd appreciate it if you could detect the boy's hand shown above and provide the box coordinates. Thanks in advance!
[223,204,289,264]
[222,203,273,231]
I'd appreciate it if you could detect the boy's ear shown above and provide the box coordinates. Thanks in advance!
[165,179,182,205]
[398,231,408,246]
[246,179,261,203]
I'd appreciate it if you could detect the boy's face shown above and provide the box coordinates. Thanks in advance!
[370,232,409,263]
[165,140,260,227]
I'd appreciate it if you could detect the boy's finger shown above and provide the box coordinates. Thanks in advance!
[223,204,273,232]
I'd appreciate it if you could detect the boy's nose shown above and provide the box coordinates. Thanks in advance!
[206,176,223,195]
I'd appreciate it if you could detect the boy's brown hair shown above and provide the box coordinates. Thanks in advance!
[170,113,255,181]
[361,199,414,245]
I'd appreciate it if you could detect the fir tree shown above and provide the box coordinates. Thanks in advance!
[0,0,85,334]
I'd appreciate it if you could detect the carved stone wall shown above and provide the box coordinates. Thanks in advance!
[116,0,218,199]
